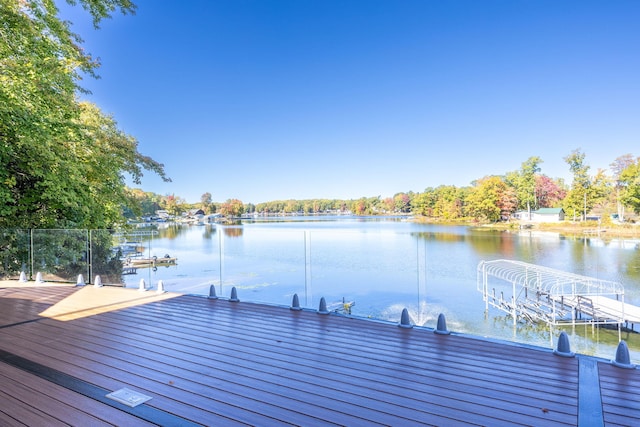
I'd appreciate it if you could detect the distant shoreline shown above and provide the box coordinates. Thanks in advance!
[481,222,640,238]
[412,215,640,238]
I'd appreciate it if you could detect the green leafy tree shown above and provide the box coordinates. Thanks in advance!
[411,189,435,217]
[507,156,542,219]
[284,200,302,214]
[610,154,635,221]
[200,192,213,213]
[563,149,592,220]
[0,0,167,229]
[619,158,640,214]
[123,189,164,218]
[589,169,612,213]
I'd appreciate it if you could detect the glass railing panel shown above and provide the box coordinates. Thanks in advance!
[89,229,124,285]
[118,224,218,294]
[31,229,89,282]
[113,224,171,289]
[219,226,307,307]
[308,230,426,322]
[0,229,30,280]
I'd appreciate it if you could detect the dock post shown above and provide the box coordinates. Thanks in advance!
[156,280,165,293]
[35,272,44,283]
[93,275,102,288]
[76,274,85,286]
[19,271,27,282]
[138,279,146,292]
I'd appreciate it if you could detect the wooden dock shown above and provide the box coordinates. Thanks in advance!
[123,256,177,270]
[1,281,639,426]
[556,295,640,326]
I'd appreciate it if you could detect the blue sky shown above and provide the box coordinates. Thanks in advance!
[59,0,640,204]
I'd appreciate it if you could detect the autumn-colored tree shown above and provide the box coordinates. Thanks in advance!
[432,186,465,220]
[466,176,513,222]
[382,197,395,213]
[534,175,566,208]
[393,193,411,213]
[353,198,369,215]
[219,199,245,218]
[162,194,185,217]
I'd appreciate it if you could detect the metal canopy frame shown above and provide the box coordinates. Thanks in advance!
[478,259,624,296]
[477,259,625,327]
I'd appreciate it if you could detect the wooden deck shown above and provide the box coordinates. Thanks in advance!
[0,282,638,426]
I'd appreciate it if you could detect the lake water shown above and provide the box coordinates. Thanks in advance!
[123,216,640,363]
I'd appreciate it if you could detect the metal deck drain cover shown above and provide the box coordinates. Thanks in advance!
[106,388,152,407]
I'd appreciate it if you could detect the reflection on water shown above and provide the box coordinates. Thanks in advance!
[124,217,640,363]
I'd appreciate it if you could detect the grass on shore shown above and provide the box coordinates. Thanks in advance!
[414,216,640,238]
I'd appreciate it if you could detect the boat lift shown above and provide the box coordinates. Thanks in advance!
[477,260,640,333]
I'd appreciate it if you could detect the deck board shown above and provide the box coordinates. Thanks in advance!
[1,323,454,426]
[23,302,579,416]
[0,285,77,326]
[598,362,640,426]
[0,283,637,426]
[0,359,158,427]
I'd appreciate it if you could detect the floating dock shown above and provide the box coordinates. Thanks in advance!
[124,256,177,269]
[477,259,640,332]
[121,256,177,275]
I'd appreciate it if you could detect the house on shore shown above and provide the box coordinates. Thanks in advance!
[514,207,565,222]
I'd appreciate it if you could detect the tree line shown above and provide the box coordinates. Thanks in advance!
[128,150,640,224]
